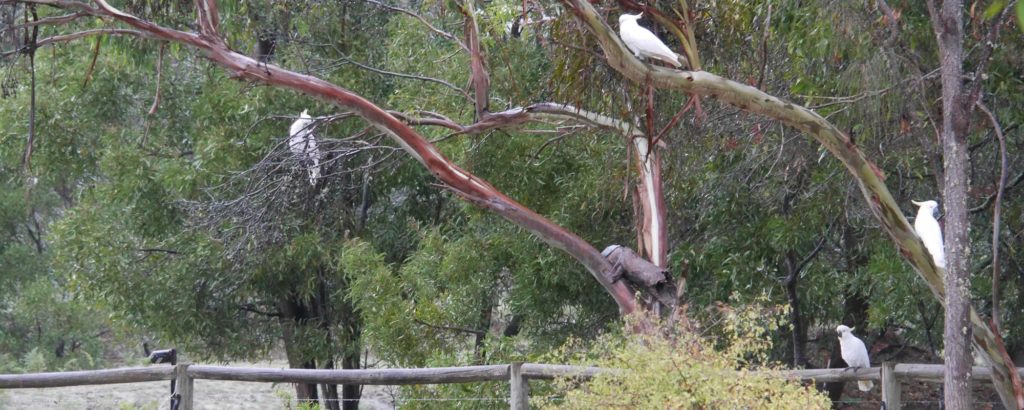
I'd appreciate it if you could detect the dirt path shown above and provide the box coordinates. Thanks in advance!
[0,362,396,409]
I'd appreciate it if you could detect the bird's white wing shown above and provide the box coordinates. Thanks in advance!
[915,214,946,268]
[840,335,871,368]
[288,115,322,185]
[620,23,680,67]
[289,117,312,154]
[305,136,321,184]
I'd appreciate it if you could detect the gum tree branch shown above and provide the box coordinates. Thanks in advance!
[86,0,639,314]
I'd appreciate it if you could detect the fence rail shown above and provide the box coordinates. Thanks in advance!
[0,366,174,388]
[3,362,1023,409]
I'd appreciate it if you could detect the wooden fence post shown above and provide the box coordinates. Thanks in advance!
[510,362,529,410]
[881,361,900,410]
[175,363,194,410]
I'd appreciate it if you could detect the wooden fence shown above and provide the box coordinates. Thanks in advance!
[2,362,1022,409]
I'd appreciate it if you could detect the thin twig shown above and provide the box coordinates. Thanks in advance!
[339,55,472,102]
[755,4,771,90]
[975,100,1007,330]
[21,5,37,175]
[0,11,85,34]
[359,0,468,51]
[148,43,164,114]
[81,33,101,87]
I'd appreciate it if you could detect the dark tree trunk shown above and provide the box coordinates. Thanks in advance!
[783,251,808,368]
[278,298,321,406]
[474,302,492,364]
[825,341,847,406]
[333,275,363,410]
[320,360,340,410]
[928,1,972,407]
[341,348,361,410]
[310,272,341,410]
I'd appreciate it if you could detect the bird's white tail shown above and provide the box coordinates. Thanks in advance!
[858,380,873,392]
[308,168,320,186]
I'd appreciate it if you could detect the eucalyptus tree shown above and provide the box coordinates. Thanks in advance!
[2,0,1023,408]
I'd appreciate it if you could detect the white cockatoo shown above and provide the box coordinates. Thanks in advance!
[618,13,685,68]
[288,109,322,185]
[836,325,873,391]
[912,200,945,268]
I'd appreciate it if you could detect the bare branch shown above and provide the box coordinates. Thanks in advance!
[148,43,164,114]
[393,103,646,142]
[20,5,38,174]
[80,33,101,87]
[0,11,86,34]
[755,4,771,90]
[36,28,144,47]
[2,0,101,16]
[136,248,180,255]
[359,0,468,51]
[975,100,1007,331]
[389,111,465,132]
[339,55,472,102]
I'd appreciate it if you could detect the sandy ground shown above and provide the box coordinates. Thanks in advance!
[0,362,397,410]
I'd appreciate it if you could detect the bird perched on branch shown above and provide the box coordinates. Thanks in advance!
[618,13,687,69]
[288,109,322,185]
[836,325,873,391]
[912,200,945,268]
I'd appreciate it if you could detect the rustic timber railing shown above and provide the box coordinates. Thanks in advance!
[2,362,1023,409]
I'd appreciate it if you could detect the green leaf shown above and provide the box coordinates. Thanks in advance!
[1017,1,1024,32]
[983,0,1007,20]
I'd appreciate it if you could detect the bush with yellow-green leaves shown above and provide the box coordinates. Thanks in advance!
[546,302,830,409]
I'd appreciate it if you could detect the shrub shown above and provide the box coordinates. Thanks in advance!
[545,303,830,409]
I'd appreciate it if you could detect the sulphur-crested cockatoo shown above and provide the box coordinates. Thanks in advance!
[837,325,873,391]
[912,200,945,268]
[288,110,322,185]
[618,13,685,68]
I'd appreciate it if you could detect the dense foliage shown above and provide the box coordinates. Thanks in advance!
[0,0,1021,407]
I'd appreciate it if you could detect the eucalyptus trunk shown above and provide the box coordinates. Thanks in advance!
[929,1,972,407]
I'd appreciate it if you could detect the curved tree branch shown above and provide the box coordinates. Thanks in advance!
[36,28,143,47]
[86,0,639,314]
[563,0,1021,407]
